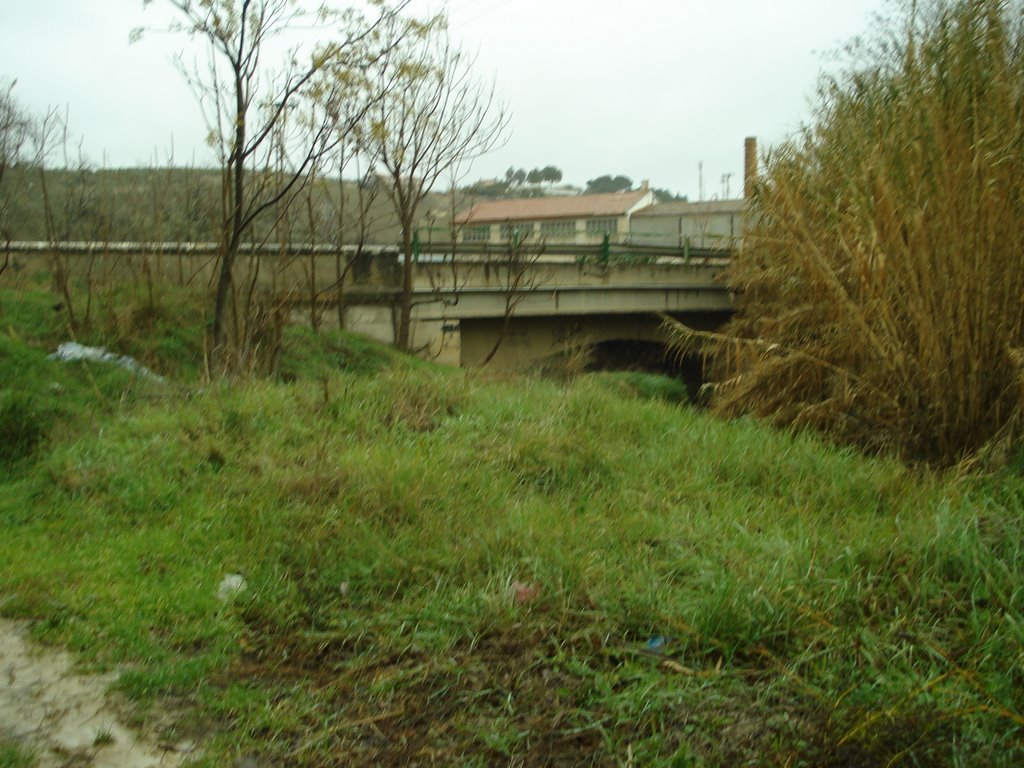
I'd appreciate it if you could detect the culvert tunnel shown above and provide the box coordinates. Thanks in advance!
[585,339,708,404]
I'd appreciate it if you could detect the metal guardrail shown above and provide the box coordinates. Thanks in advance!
[1,241,396,256]
[3,240,734,262]
[420,241,731,261]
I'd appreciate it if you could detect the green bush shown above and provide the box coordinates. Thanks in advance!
[0,390,48,466]
[681,0,1024,466]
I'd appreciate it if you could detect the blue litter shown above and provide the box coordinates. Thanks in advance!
[646,635,669,652]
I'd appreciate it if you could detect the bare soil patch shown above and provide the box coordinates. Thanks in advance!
[0,619,195,767]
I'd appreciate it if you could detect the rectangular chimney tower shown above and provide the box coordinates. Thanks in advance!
[744,136,758,198]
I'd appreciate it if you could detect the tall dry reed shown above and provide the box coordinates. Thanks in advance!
[672,0,1024,466]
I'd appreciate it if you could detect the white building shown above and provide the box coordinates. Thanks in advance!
[629,199,747,249]
[453,188,655,245]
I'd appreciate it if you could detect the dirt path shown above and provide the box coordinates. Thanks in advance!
[0,619,195,767]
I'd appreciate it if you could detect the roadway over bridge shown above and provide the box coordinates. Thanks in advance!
[3,240,734,370]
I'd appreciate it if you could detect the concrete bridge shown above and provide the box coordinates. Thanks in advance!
[353,242,733,370]
[2,240,734,371]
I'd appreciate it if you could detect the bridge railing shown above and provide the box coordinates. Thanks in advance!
[2,239,734,263]
[0,241,398,257]
[413,240,730,262]
[413,228,734,259]
[412,225,737,261]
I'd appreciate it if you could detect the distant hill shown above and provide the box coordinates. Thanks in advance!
[0,166,685,245]
[0,166,464,245]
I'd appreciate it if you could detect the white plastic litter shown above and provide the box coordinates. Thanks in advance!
[49,342,164,382]
[217,574,247,602]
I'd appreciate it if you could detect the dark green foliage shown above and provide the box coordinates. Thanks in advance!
[585,174,633,194]
[653,187,686,203]
[591,371,691,404]
[0,390,47,466]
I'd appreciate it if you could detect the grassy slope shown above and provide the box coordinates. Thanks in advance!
[1,289,1023,766]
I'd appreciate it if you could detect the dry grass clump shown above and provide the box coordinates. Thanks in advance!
[676,0,1024,466]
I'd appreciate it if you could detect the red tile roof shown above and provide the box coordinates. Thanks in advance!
[454,190,651,224]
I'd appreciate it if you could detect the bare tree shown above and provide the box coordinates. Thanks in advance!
[147,0,407,368]
[33,109,86,326]
[0,80,31,273]
[479,232,548,367]
[361,21,508,351]
[0,82,30,197]
[326,144,386,329]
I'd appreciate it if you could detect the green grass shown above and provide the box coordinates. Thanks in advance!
[0,742,35,768]
[1,287,1023,765]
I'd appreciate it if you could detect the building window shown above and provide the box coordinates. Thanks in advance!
[540,219,576,239]
[586,217,618,236]
[500,221,534,240]
[462,225,490,242]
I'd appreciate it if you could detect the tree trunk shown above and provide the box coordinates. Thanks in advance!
[335,252,346,330]
[212,65,248,365]
[397,224,414,351]
[211,243,235,356]
[480,309,512,367]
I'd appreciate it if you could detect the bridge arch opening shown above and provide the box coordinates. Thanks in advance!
[585,339,707,403]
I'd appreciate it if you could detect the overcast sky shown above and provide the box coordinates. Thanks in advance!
[0,0,890,200]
